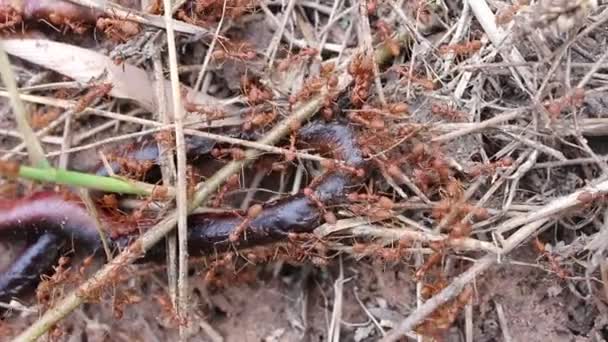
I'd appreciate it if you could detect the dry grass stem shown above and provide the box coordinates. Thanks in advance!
[0,44,49,168]
[4,1,608,341]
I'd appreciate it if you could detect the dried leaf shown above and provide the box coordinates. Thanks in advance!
[2,39,231,118]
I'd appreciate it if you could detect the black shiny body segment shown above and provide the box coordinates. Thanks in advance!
[0,234,61,305]
[0,120,368,305]
[186,195,322,255]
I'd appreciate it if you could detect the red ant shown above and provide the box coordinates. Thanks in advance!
[438,40,482,57]
[30,107,60,129]
[533,237,570,279]
[289,76,326,106]
[496,0,529,25]
[348,111,386,130]
[286,232,331,266]
[277,47,319,72]
[467,157,513,177]
[415,248,444,281]
[74,83,113,113]
[352,238,411,263]
[242,110,277,131]
[303,187,329,215]
[431,103,466,121]
[416,284,473,338]
[376,20,400,57]
[229,204,263,242]
[211,39,257,62]
[387,102,409,115]
[347,192,396,221]
[211,174,240,208]
[391,65,438,91]
[367,0,378,15]
[110,155,155,180]
[211,147,246,161]
[347,54,374,107]
[241,76,273,105]
[96,17,141,43]
[320,159,366,178]
[154,130,175,150]
[544,88,586,120]
[181,88,225,122]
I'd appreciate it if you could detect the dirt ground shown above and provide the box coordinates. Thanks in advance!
[3,247,604,342]
[2,0,608,341]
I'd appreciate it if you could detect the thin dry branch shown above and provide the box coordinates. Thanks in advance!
[65,0,210,36]
[153,53,178,307]
[161,0,190,333]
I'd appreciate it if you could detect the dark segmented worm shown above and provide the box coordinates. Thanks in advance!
[0,234,62,304]
[0,121,366,305]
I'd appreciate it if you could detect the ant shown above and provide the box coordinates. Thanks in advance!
[577,191,607,208]
[496,0,529,25]
[438,40,482,57]
[211,39,257,63]
[376,20,400,57]
[242,109,277,131]
[211,174,240,208]
[391,65,438,91]
[277,47,319,72]
[36,256,73,307]
[112,289,143,319]
[544,88,586,120]
[229,204,263,243]
[110,154,155,180]
[347,191,396,221]
[467,157,513,177]
[74,83,113,113]
[415,284,473,338]
[241,76,273,105]
[347,54,374,107]
[320,159,366,178]
[415,249,444,281]
[289,76,326,106]
[367,0,378,15]
[352,238,411,263]
[31,107,61,129]
[431,102,466,121]
[286,232,331,266]
[533,237,570,279]
[96,17,141,43]
[153,130,175,151]
[211,147,247,161]
[181,88,226,122]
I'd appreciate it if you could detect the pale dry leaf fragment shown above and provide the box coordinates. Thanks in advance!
[532,0,598,33]
[354,324,375,342]
[1,39,229,118]
[263,328,285,342]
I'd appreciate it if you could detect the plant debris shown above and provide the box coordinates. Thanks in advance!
[1,0,608,341]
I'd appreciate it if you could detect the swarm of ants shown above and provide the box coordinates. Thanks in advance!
[3,0,604,341]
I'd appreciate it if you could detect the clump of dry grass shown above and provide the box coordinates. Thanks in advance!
[1,0,608,341]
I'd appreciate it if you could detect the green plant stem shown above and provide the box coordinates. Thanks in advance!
[18,165,151,195]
